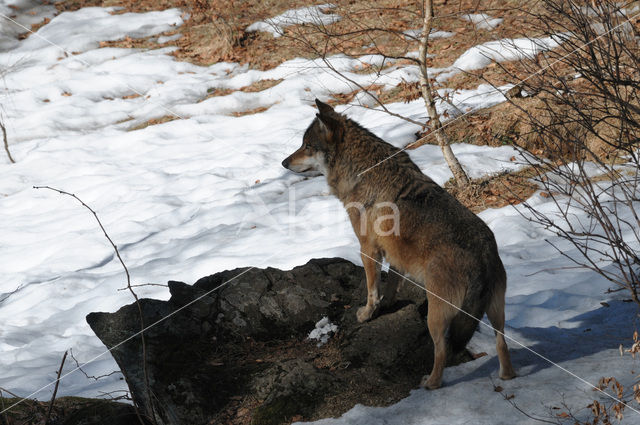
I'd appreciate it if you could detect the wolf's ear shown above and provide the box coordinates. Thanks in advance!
[315,98,334,116]
[314,98,343,137]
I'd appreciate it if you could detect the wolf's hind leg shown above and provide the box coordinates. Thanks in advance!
[421,293,458,389]
[357,249,381,323]
[487,284,516,380]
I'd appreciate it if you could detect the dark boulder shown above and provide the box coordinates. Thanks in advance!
[87,258,472,425]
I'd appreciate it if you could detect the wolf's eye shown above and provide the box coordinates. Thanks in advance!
[304,146,312,152]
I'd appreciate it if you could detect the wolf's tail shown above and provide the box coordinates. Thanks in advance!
[447,270,500,353]
[448,297,487,353]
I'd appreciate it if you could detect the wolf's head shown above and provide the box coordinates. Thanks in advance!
[281,99,344,176]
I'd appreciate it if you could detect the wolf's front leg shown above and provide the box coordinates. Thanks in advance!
[380,266,403,308]
[357,249,382,323]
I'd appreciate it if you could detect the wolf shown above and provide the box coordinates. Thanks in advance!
[281,99,516,389]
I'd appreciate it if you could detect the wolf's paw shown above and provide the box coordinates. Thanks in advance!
[499,368,516,380]
[420,374,442,390]
[356,305,375,323]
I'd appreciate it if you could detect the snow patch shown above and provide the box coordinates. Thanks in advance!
[246,4,340,38]
[403,28,455,40]
[0,0,57,51]
[157,33,182,43]
[463,13,503,30]
[308,317,338,347]
[437,36,563,82]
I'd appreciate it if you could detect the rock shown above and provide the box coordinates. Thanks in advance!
[87,258,473,425]
[251,359,331,425]
[341,303,431,369]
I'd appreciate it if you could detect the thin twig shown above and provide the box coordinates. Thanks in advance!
[0,282,24,305]
[117,282,169,291]
[69,349,122,381]
[0,389,8,425]
[33,186,156,425]
[45,350,67,425]
[1,121,14,163]
[490,377,560,424]
[0,388,20,399]
[96,390,132,401]
[524,265,587,277]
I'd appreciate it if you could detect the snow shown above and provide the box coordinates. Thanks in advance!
[436,36,563,82]
[308,317,338,347]
[246,4,340,38]
[156,33,181,44]
[0,0,56,50]
[463,13,503,30]
[403,28,455,40]
[1,3,639,425]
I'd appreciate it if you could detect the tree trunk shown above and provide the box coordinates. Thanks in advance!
[418,0,469,187]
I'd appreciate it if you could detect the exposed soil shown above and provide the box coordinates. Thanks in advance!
[0,396,148,425]
[444,168,538,213]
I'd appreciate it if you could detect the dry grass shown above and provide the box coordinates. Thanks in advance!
[445,167,538,213]
[49,0,573,203]
[239,78,283,93]
[198,79,283,103]
[98,31,181,49]
[53,0,544,72]
[128,115,178,130]
[229,104,272,117]
[412,73,637,164]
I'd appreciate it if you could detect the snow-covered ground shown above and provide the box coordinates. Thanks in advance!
[246,4,340,38]
[463,13,504,31]
[1,3,639,424]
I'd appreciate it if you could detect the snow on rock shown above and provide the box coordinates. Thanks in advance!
[463,13,503,30]
[308,316,338,347]
[246,4,340,38]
